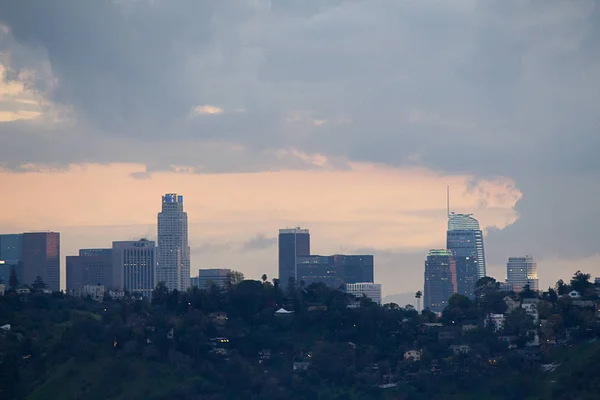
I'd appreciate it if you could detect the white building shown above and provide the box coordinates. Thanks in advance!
[157,194,190,291]
[404,350,421,361]
[346,283,382,304]
[521,302,539,325]
[112,239,156,299]
[486,313,506,332]
[506,255,539,292]
[71,284,105,301]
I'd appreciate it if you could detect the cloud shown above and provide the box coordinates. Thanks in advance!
[192,105,224,116]
[0,0,599,281]
[241,233,277,252]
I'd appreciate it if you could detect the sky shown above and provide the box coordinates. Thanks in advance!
[0,0,599,296]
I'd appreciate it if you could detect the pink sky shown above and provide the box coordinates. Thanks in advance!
[0,162,522,295]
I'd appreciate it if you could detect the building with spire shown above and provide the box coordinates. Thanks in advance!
[157,193,190,291]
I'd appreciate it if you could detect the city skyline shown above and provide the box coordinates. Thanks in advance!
[1,1,599,296]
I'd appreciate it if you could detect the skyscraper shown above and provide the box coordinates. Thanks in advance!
[112,239,156,298]
[0,234,23,284]
[278,228,310,286]
[22,232,60,292]
[157,193,190,291]
[447,213,486,298]
[506,255,539,292]
[424,249,457,313]
[66,248,113,291]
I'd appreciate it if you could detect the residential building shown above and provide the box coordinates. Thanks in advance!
[404,350,421,361]
[157,193,190,291]
[278,228,310,286]
[22,232,60,292]
[521,302,539,325]
[195,268,231,289]
[66,248,113,291]
[424,249,457,313]
[112,239,156,299]
[506,255,539,292]
[486,313,506,332]
[346,282,382,304]
[447,213,486,298]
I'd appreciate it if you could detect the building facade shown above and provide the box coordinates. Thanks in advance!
[0,234,23,285]
[22,232,60,292]
[112,239,156,299]
[195,268,231,289]
[332,254,374,284]
[447,213,486,298]
[297,255,340,288]
[346,282,382,304]
[506,255,539,292]
[424,249,457,313]
[278,228,310,286]
[66,248,113,291]
[157,193,190,291]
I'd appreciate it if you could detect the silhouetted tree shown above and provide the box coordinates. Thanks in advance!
[32,276,47,291]
[570,270,592,295]
[8,266,18,289]
[152,282,169,306]
[261,273,267,283]
[555,279,570,296]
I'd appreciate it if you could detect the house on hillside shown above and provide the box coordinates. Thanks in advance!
[504,296,519,312]
[450,345,471,355]
[485,314,506,332]
[404,350,421,361]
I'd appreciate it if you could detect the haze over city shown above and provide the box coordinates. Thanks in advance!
[1,1,600,297]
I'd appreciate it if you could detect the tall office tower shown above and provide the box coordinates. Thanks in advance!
[66,248,113,291]
[0,234,23,284]
[22,232,60,292]
[506,255,539,292]
[346,283,382,304]
[447,213,486,298]
[112,239,156,299]
[278,228,310,286]
[424,249,457,313]
[157,193,190,291]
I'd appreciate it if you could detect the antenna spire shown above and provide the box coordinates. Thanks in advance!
[446,184,450,217]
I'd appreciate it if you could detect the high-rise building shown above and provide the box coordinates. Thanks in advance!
[346,283,382,304]
[66,248,113,291]
[193,268,231,289]
[0,234,23,284]
[297,255,341,288]
[278,228,310,286]
[506,255,539,292]
[112,239,156,299]
[447,213,486,298]
[157,193,190,291]
[332,254,374,284]
[424,249,457,313]
[22,232,60,292]
[296,254,374,289]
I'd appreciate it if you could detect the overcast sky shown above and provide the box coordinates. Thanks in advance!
[1,0,599,296]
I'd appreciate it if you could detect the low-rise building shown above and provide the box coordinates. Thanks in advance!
[486,314,506,332]
[521,302,539,325]
[404,350,421,361]
[70,284,105,301]
[450,345,471,355]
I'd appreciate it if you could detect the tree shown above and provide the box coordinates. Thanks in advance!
[555,279,570,296]
[261,274,268,284]
[226,271,245,288]
[415,290,422,311]
[8,266,18,289]
[570,270,592,295]
[152,282,169,306]
[32,276,47,291]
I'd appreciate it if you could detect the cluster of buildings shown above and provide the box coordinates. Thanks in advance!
[278,228,381,304]
[0,193,381,305]
[423,210,539,313]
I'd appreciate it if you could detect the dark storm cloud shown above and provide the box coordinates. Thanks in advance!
[1,0,600,265]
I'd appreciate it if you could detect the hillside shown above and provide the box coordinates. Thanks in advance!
[2,274,600,399]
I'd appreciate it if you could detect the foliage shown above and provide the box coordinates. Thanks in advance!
[2,272,600,399]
